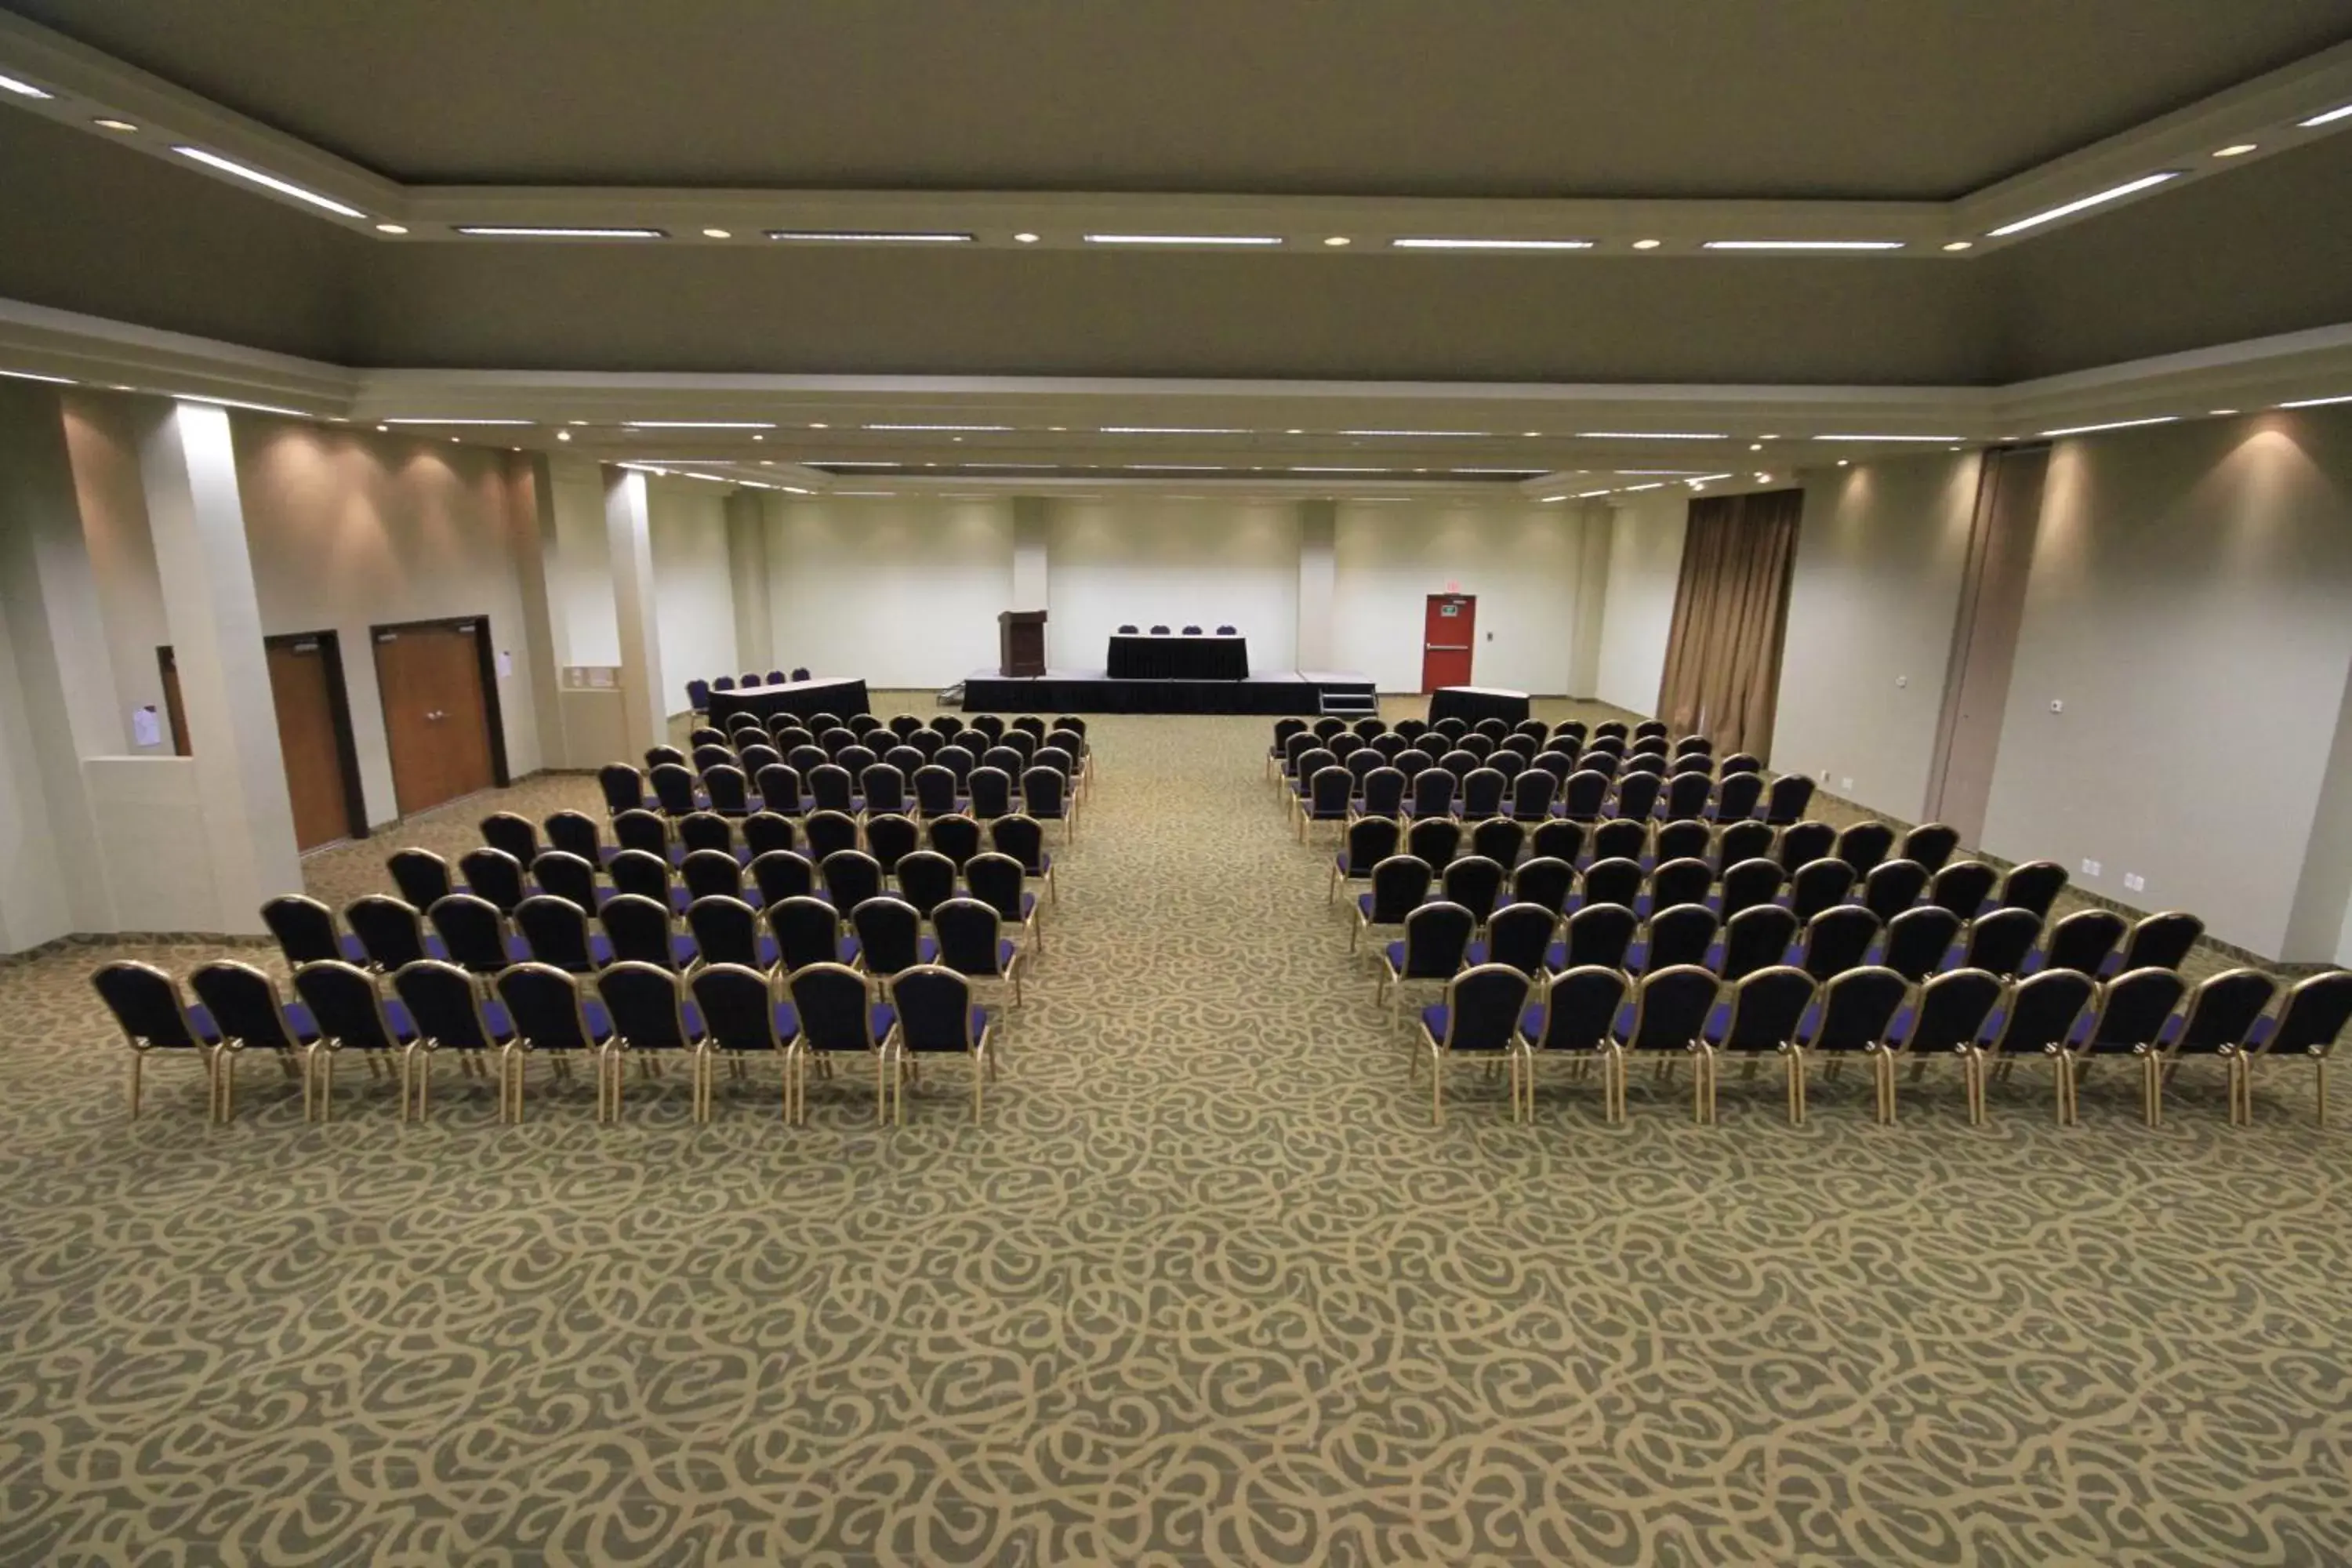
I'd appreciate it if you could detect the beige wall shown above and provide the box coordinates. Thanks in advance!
[646,477,739,713]
[1593,492,1688,714]
[1330,500,1589,693]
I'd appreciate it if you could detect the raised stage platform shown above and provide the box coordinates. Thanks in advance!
[961,667,1376,716]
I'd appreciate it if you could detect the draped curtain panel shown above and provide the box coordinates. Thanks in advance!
[1654,488,1805,757]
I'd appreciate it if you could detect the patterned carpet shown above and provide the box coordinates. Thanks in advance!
[3,695,2347,1564]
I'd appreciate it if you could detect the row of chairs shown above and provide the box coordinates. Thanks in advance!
[1408,959,2351,1129]
[673,714,1088,776]
[1288,754,1799,831]
[1117,623,1236,634]
[690,666,811,703]
[603,757,1080,836]
[1331,815,1969,887]
[1275,714,1662,749]
[691,710,1081,758]
[93,955,996,1127]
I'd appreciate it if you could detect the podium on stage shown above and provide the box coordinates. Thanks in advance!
[997,609,1048,677]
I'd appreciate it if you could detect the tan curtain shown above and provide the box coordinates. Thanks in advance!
[1654,488,1803,757]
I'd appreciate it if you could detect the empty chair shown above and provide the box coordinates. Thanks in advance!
[741,811,797,860]
[1790,966,1908,1124]
[1929,860,1999,921]
[1298,765,1352,840]
[689,964,797,1121]
[1798,905,1879,982]
[1405,817,1461,867]
[345,895,437,971]
[1578,857,1644,914]
[1715,821,1776,873]
[2066,967,2190,1127]
[1962,907,2041,978]
[1641,905,1719,975]
[1880,906,1962,984]
[687,895,768,971]
[428,894,517,979]
[1516,964,1627,1117]
[2118,910,2204,974]
[1022,767,1074,841]
[1718,858,1786,922]
[1331,817,1403,903]
[691,743,735,776]
[648,763,702,816]
[1356,766,1407,820]
[991,815,1057,905]
[965,851,1044,954]
[1776,822,1836,875]
[543,809,604,864]
[1653,820,1712,866]
[1580,753,1620,782]
[682,847,750,906]
[1529,819,1584,867]
[1899,823,1960,873]
[1717,904,1800,983]
[1392,748,1433,781]
[1603,966,1719,1123]
[1621,752,1667,779]
[1353,855,1433,953]
[1834,821,1896,877]
[610,808,670,862]
[531,851,601,913]
[1894,967,2005,1121]
[647,744,688,768]
[1557,770,1610,824]
[514,894,602,974]
[861,764,909,818]
[927,814,983,869]
[1718,751,1762,777]
[1266,717,1308,780]
[967,767,1014,821]
[1460,768,1508,820]
[2037,909,2128,976]
[894,850,959,922]
[2164,969,2278,1125]
[884,966,996,1123]
[1588,818,1647,866]
[1507,769,1558,824]
[807,763,859,816]
[912,764,962,818]
[933,898,1024,1007]
[1711,771,1766,823]
[188,960,314,1123]
[1696,966,1816,1123]
[1377,902,1478,1025]
[1510,855,1576,916]
[739,744,783,778]
[1468,817,1524,867]
[1998,860,2070,920]
[749,848,816,908]
[1483,902,1560,979]
[864,814,920,878]
[1612,771,1664,822]
[703,764,753,817]
[822,849,884,913]
[675,811,735,859]
[1416,965,1536,1125]
[1860,858,1929,924]
[1762,774,1817,826]
[1439,855,1508,924]
[1983,968,2096,1123]
[91,960,220,1119]
[1559,902,1639,972]
[1649,857,1714,916]
[1405,768,1458,822]
[607,848,678,912]
[388,959,513,1121]
[788,744,830,779]
[387,848,456,911]
[767,895,856,973]
[784,963,891,1123]
[803,809,861,865]
[1788,858,1857,923]
[493,964,612,1123]
[480,811,540,866]
[262,894,363,968]
[2246,971,2352,1126]
[1661,771,1713,822]
[593,960,705,1123]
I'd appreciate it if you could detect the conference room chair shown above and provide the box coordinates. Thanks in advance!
[686,679,712,714]
[1483,902,1561,982]
[1708,819,1769,871]
[822,851,886,918]
[1981,967,2097,1121]
[1332,818,1402,903]
[2116,910,2205,975]
[1505,769,1558,825]
[1716,856,1785,922]
[967,714,1006,742]
[738,743,783,778]
[1887,965,2006,1115]
[1387,718,1428,745]
[907,731,946,765]
[1998,860,2071,920]
[990,815,1058,905]
[1405,816,1461,868]
[837,744,880,782]
[684,895,768,972]
[1858,858,1929,924]
[188,960,314,1124]
[1631,720,1668,743]
[764,670,788,686]
[884,966,995,1124]
[967,766,1015,822]
[730,720,768,750]
[1149,624,1170,634]
[345,895,439,971]
[1893,822,1959,873]
[1529,820,1584,867]
[387,848,456,912]
[260,894,364,970]
[1786,966,1908,1124]
[456,848,528,917]
[767,895,857,972]
[1835,822,1896,877]
[597,764,649,818]
[1353,855,1433,954]
[1556,902,1639,974]
[649,763,703,818]
[2034,909,2129,977]
[891,717,926,742]
[604,848,678,915]
[749,848,816,909]
[1639,856,1707,916]
[1771,822,1832,876]
[682,848,754,909]
[1402,768,1458,824]
[1439,855,1507,926]
[647,745,688,771]
[924,815,982,872]
[935,746,977,789]
[785,962,891,1124]
[1784,858,1854,924]
[1597,965,1716,1123]
[2244,970,2352,1125]
[1710,772,1766,823]
[2062,967,2189,1127]
[909,764,962,820]
[739,811,797,861]
[675,812,736,862]
[387,959,511,1122]
[737,672,762,688]
[1577,857,1644,916]
[1881,906,1962,985]
[807,763,859,818]
[1022,766,1076,842]
[1118,623,1139,633]
[964,851,1044,954]
[1457,768,1506,821]
[1515,964,1625,1120]
[465,810,537,867]
[882,745,926,779]
[492,964,611,1123]
[2154,968,2274,1124]
[1181,625,1203,635]
[528,851,601,916]
[1468,817,1523,868]
[1960,907,2040,978]
[1391,747,1433,782]
[1642,904,1719,975]
[692,744,735,776]
[889,849,954,922]
[1581,752,1621,782]
[789,668,812,683]
[694,725,732,749]
[92,960,221,1119]
[1354,765,1406,822]
[429,895,522,982]
[1718,904,1800,983]
[1216,624,1238,635]
[1269,719,1308,778]
[1621,750,1667,778]
[1762,775,1818,826]
[1694,964,1815,1125]
[1556,771,1610,825]
[687,963,797,1121]
[590,961,700,1124]
[1635,815,1697,865]
[933,898,1023,1009]
[1413,964,1534,1125]
[1010,717,1047,743]
[787,742,830,778]
[1798,905,1879,982]
[1435,747,1481,779]
[1928,861,1999,922]
[1377,901,1478,1029]
[861,764,910,819]
[603,809,666,866]
[1497,734,1537,763]
[1000,730,1039,768]
[538,811,602,866]
[1509,856,1576,920]
[1659,772,1713,823]
[515,895,603,976]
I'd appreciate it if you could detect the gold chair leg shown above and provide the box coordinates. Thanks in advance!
[1691,1041,1715,1125]
[1962,1047,1984,1126]
[1602,1043,1626,1123]
[2141,1050,2161,1128]
[2317,1057,2328,1128]
[1784,1045,1806,1126]
[129,1050,143,1120]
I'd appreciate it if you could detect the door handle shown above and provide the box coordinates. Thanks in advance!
[1425,643,1470,652]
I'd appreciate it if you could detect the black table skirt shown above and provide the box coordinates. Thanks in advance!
[706,677,872,728]
[1428,686,1531,727]
[1105,634,1249,680]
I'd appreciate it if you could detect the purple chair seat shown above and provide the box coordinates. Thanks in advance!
[1697,1001,1737,1044]
[771,1002,801,1039]
[179,1005,227,1044]
[1421,1003,1514,1047]
[336,934,369,963]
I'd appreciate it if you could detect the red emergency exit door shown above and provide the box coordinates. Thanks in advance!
[1421,594,1475,691]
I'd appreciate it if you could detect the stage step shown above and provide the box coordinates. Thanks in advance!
[1316,682,1378,717]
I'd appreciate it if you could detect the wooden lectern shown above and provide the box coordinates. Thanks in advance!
[997,609,1048,677]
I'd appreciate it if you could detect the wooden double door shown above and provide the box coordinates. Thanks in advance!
[372,619,503,818]
[158,633,366,851]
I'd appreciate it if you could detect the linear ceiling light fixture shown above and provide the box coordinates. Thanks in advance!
[1099,426,1250,435]
[1391,238,1594,251]
[1,368,75,384]
[172,147,368,219]
[2038,415,2179,437]
[863,423,1013,432]
[1702,239,1904,251]
[765,230,973,242]
[2299,103,2352,127]
[1290,466,1386,473]
[2279,394,2352,408]
[383,417,534,426]
[1621,482,1668,492]
[1811,434,1966,442]
[455,225,666,238]
[0,72,53,98]
[1576,430,1729,440]
[1082,233,1283,246]
[1987,172,2180,237]
[625,420,776,429]
[1338,429,1490,437]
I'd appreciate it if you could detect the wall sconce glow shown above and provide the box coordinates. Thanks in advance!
[2299,103,2352,127]
[2278,394,2352,408]
[2211,143,2258,158]
[765,230,973,242]
[1391,238,1595,251]
[2037,415,2180,437]
[383,417,535,426]
[1,368,75,384]
[1575,431,1730,440]
[1810,434,1965,442]
[625,420,777,429]
[0,72,53,99]
[173,147,368,219]
[1083,234,1283,246]
[1987,172,2180,237]
[456,226,666,238]
[1702,240,1904,251]
[178,394,313,417]
[1099,426,1249,434]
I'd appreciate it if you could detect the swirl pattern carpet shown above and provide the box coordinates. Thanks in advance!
[1,698,2346,1565]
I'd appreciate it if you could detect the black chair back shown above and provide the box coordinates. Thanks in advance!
[1405,817,1460,866]
[933,898,1007,978]
[1762,774,1816,826]
[1579,857,1643,912]
[2043,909,2128,975]
[1022,767,1068,820]
[1788,858,1857,923]
[1999,860,2070,920]
[262,895,343,967]
[676,811,733,857]
[1715,819,1774,869]
[1900,822,1960,873]
[612,808,670,859]
[1529,965,1626,1051]
[1712,771,1766,822]
[459,848,528,915]
[1623,965,1717,1051]
[1396,902,1476,979]
[767,895,847,971]
[1991,969,2096,1057]
[388,848,454,910]
[1613,771,1664,822]
[1719,858,1785,921]
[742,811,797,858]
[1804,966,1907,1052]
[1964,907,2042,978]
[1559,770,1610,822]
[1364,856,1434,923]
[992,815,1050,876]
[964,853,1029,926]
[2084,967,2187,1054]
[1835,821,1896,877]
[864,814,919,877]
[2170,969,2275,1055]
[1861,858,1929,924]
[2267,972,2352,1058]
[1800,906,1879,981]
[392,960,504,1048]
[347,895,430,971]
[1563,902,1639,970]
[495,964,601,1049]
[1432,965,1532,1053]
[1881,906,1962,982]
[1653,820,1711,866]
[515,895,597,973]
[93,960,208,1047]
[1929,860,1999,920]
[750,849,816,906]
[648,763,700,815]
[532,851,600,913]
[1903,967,2003,1054]
[1650,857,1713,913]
[1644,905,1719,973]
[1776,822,1835,874]
[1530,820,1584,866]
[895,965,982,1052]
[191,960,302,1047]
[427,895,510,976]
[1716,966,1814,1051]
[1484,904,1558,977]
[1511,856,1575,916]
[686,895,764,969]
[2121,910,2204,972]
[608,848,673,906]
[1719,904,1799,982]
[602,961,696,1050]
[598,763,646,816]
[802,809,859,864]
[789,963,878,1051]
[1589,818,1645,864]
[544,809,603,862]
[896,850,958,920]
[691,964,786,1052]
[1439,855,1506,924]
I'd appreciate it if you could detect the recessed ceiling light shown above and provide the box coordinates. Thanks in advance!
[1811,434,1965,442]
[449,436,460,444]
[1748,443,1763,452]
[1987,172,2180,237]
[376,423,388,432]
[1083,234,1283,246]
[1290,466,1386,473]
[375,223,408,234]
[766,230,973,243]
[808,422,828,429]
[383,417,534,426]
[93,118,139,132]
[567,419,588,426]
[1323,236,1352,247]
[1392,237,1594,251]
[752,433,764,441]
[0,368,74,384]
[1753,472,1772,482]
[1631,239,1662,250]
[2038,416,2180,437]
[2211,143,2259,158]
[702,227,732,239]
[173,147,368,220]
[1100,426,1249,434]
[1942,240,1973,252]
[1702,240,1905,251]
[556,430,571,441]
[456,226,666,238]
[626,420,776,429]
[2299,104,2352,128]
[1576,430,1729,440]
[1574,488,1613,498]
[1522,430,1541,437]
[1285,429,1303,435]
[0,73,53,100]
[1013,232,1040,244]
[2279,394,2352,408]
[1836,459,1849,466]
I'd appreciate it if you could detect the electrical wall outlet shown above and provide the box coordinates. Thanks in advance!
[2082,858,2101,877]
[2123,872,2145,893]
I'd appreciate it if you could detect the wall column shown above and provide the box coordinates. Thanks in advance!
[138,399,301,931]
[503,452,573,769]
[1011,495,1050,662]
[726,489,773,674]
[1296,499,1337,671]
[1566,503,1613,698]
[602,464,668,753]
